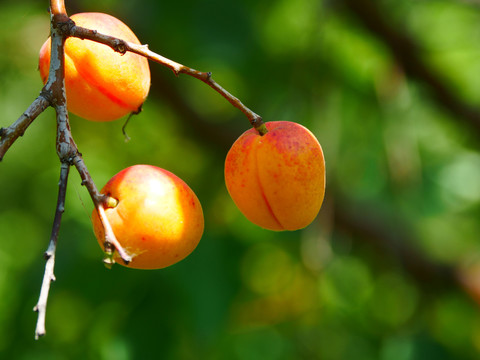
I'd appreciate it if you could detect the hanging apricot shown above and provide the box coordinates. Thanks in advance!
[225,121,325,231]
[39,12,151,121]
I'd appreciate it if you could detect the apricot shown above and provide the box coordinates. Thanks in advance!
[225,121,325,231]
[39,12,150,121]
[91,165,204,269]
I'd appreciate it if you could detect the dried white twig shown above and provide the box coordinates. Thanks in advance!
[33,162,70,339]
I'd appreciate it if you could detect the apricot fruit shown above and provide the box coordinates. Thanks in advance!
[225,121,325,231]
[91,165,204,269]
[39,12,150,121]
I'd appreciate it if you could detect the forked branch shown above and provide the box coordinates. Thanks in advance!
[30,2,132,338]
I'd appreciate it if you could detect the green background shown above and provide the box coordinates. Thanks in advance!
[1,0,480,358]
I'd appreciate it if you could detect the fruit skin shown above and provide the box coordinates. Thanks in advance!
[39,12,150,122]
[91,165,204,269]
[225,121,325,231]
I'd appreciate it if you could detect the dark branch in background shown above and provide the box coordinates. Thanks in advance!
[332,197,457,293]
[341,0,480,138]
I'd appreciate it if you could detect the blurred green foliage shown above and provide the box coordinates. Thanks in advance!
[1,0,480,359]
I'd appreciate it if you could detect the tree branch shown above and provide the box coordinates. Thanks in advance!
[0,95,50,161]
[28,4,133,338]
[68,25,268,135]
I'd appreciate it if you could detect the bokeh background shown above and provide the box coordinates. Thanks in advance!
[1,0,480,358]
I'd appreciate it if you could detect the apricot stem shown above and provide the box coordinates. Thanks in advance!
[68,25,267,133]
[255,123,269,136]
[122,107,142,143]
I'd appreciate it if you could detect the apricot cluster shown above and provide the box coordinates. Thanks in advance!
[39,12,150,121]
[38,12,326,270]
[225,121,325,231]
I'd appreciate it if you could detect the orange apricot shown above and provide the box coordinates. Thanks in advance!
[91,165,204,269]
[224,121,325,231]
[39,12,150,121]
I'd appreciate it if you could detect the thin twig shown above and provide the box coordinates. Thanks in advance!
[33,162,70,339]
[69,25,268,135]
[0,0,68,161]
[0,95,50,161]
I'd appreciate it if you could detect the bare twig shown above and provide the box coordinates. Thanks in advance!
[69,25,268,135]
[0,0,68,162]
[0,95,50,161]
[32,7,71,339]
[33,162,70,339]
